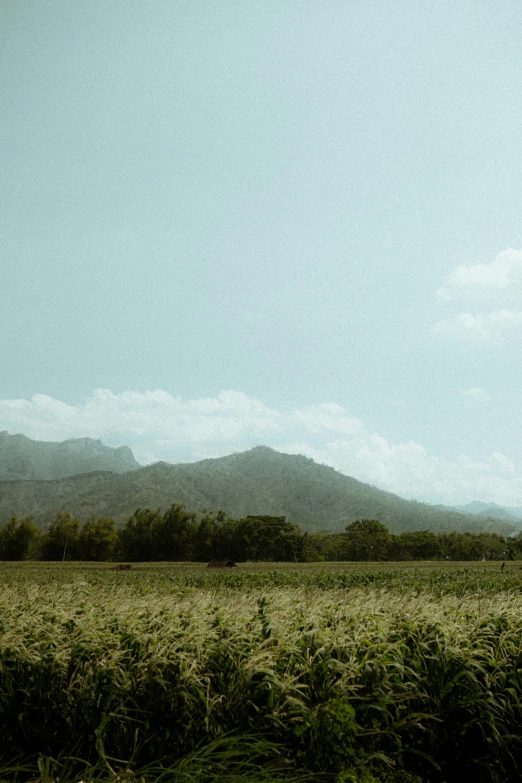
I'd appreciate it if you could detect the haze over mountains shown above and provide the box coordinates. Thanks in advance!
[0,433,518,536]
[0,431,139,481]
[437,500,522,524]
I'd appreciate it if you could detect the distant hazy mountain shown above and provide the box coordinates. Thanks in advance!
[0,431,139,481]
[0,444,515,535]
[462,501,521,523]
[437,499,522,524]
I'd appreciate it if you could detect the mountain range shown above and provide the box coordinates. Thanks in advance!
[436,500,522,524]
[0,431,139,480]
[0,433,518,536]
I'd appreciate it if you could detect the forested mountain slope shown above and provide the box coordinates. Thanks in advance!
[0,445,515,535]
[0,431,139,480]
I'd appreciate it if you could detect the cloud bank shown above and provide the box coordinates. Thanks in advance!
[433,249,522,341]
[436,249,522,303]
[2,388,522,506]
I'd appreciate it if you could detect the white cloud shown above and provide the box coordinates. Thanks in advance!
[2,388,522,506]
[432,309,522,340]
[492,452,515,474]
[437,249,522,303]
[459,387,490,403]
[432,250,522,343]
[293,403,364,436]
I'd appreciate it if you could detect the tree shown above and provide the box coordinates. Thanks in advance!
[439,531,485,561]
[0,516,39,560]
[314,532,352,561]
[228,516,302,562]
[119,508,162,561]
[391,530,441,561]
[41,512,80,560]
[152,504,197,560]
[509,531,522,560]
[194,510,226,561]
[78,516,118,561]
[344,519,391,561]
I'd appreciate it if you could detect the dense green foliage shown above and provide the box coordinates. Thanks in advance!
[2,507,522,564]
[1,562,522,782]
[0,446,517,536]
[0,515,39,560]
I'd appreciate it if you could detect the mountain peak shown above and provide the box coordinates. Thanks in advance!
[245,445,279,456]
[0,432,140,481]
[0,443,517,536]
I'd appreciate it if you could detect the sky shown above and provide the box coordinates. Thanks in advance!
[1,0,522,506]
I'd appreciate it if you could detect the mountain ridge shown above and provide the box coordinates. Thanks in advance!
[0,431,139,481]
[436,499,522,523]
[0,441,517,535]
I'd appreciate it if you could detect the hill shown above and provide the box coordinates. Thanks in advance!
[0,445,516,535]
[437,500,522,525]
[462,501,521,524]
[0,431,139,481]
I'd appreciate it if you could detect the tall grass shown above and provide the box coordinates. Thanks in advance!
[3,559,521,596]
[1,563,521,781]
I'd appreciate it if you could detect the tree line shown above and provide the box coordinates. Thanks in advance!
[1,507,522,562]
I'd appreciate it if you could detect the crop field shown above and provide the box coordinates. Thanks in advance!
[1,562,522,783]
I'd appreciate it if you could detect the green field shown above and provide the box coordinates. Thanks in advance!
[1,562,522,783]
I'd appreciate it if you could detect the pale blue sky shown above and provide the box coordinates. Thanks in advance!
[1,1,522,504]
